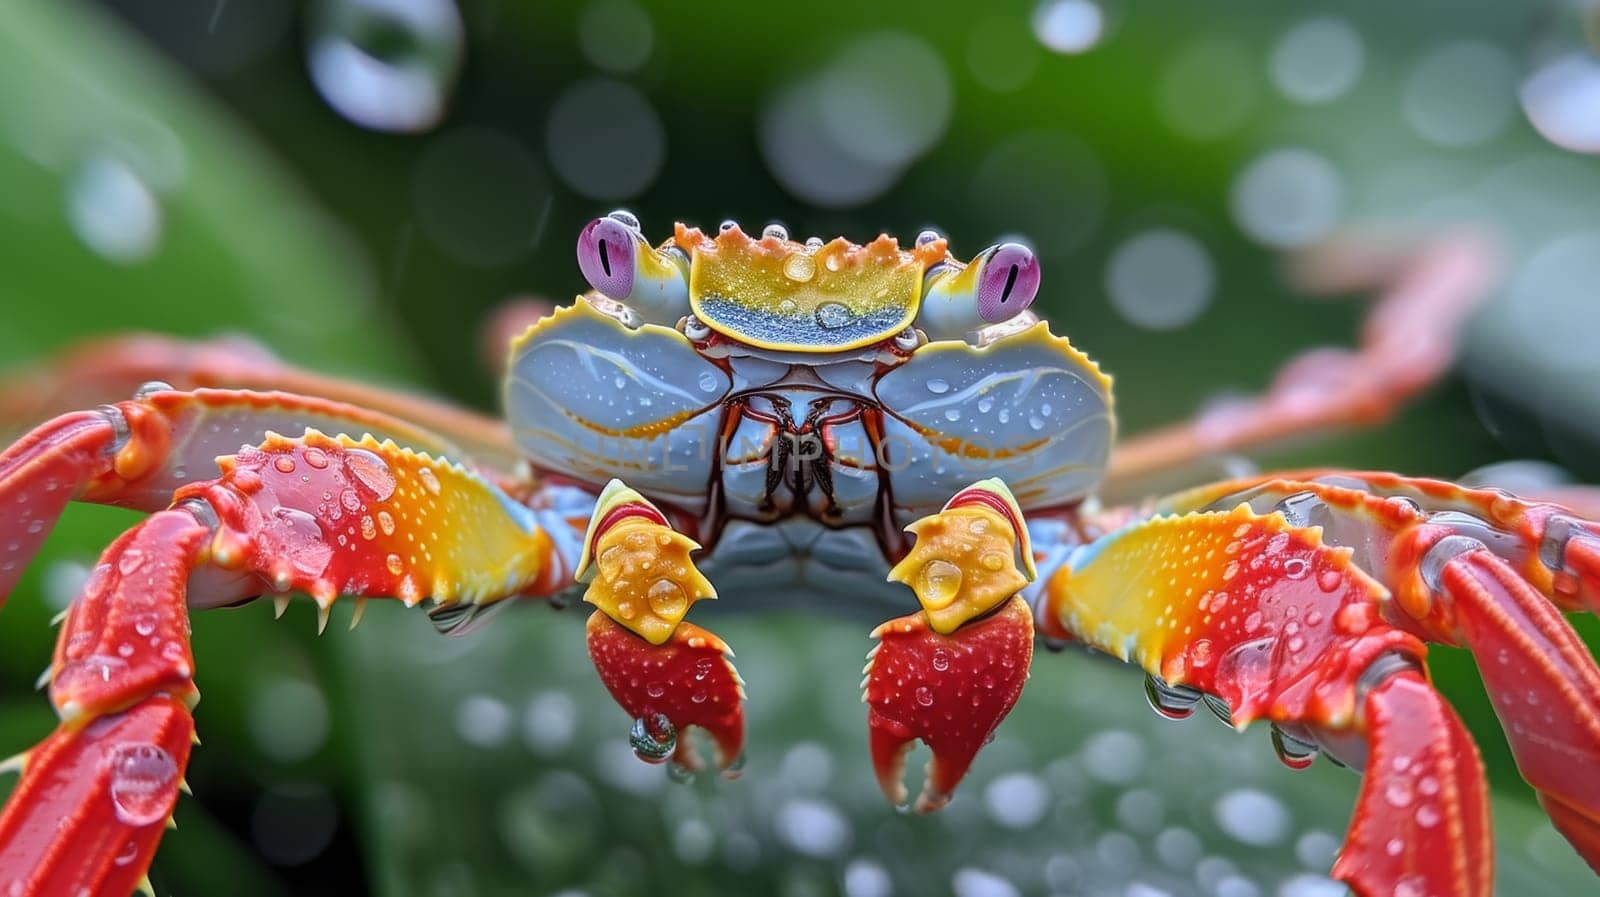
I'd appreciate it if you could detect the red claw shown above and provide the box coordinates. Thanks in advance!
[585,611,745,775]
[864,595,1034,812]
[0,694,195,897]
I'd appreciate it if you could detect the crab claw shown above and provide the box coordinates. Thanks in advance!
[864,596,1034,812]
[576,212,689,324]
[586,612,745,775]
[579,479,742,775]
[917,242,1041,340]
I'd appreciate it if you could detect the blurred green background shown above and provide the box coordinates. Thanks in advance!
[2,0,1600,894]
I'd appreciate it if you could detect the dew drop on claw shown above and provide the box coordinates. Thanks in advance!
[108,742,179,827]
[630,712,677,763]
[1270,725,1317,770]
[916,560,963,608]
[343,448,396,501]
[417,466,442,495]
[1143,673,1201,720]
[647,578,688,618]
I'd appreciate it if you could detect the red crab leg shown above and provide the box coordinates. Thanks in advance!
[1039,505,1494,897]
[0,510,206,897]
[1,433,568,896]
[578,480,745,775]
[0,333,519,470]
[1412,541,1600,874]
[0,386,499,606]
[1105,230,1498,497]
[866,479,1036,811]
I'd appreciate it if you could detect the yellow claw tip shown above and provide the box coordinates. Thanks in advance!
[273,595,291,619]
[179,778,193,795]
[136,875,155,897]
[316,606,331,636]
[166,815,178,831]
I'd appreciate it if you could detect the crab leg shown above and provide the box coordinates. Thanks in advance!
[0,510,205,897]
[865,479,1036,812]
[1038,505,1489,897]
[0,333,519,469]
[1159,469,1600,614]
[1166,471,1600,872]
[1105,230,1498,498]
[579,480,745,775]
[0,432,569,896]
[0,386,491,606]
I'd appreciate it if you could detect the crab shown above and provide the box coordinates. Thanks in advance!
[0,213,1598,897]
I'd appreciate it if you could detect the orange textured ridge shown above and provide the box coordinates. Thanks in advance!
[672,222,950,271]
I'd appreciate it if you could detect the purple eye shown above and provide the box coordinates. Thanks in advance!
[577,216,637,300]
[975,243,1040,323]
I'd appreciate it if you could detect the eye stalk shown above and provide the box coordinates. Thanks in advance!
[916,242,1041,340]
[576,211,690,325]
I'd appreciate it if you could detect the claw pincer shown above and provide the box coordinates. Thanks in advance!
[579,481,745,775]
[865,480,1036,811]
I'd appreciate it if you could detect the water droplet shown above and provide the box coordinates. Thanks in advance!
[113,838,140,867]
[344,448,396,501]
[698,371,720,393]
[915,559,963,609]
[931,649,951,672]
[647,578,688,619]
[630,712,677,762]
[360,516,377,541]
[617,600,637,620]
[979,550,1007,572]
[134,613,158,637]
[303,447,330,469]
[416,466,441,495]
[1028,414,1045,430]
[815,301,853,329]
[274,455,297,474]
[377,510,396,535]
[1384,780,1413,808]
[117,549,145,576]
[1144,674,1201,720]
[340,489,362,512]
[1415,803,1441,828]
[108,742,178,827]
[1271,726,1317,770]
[1284,557,1310,580]
[944,408,962,422]
[307,0,464,134]
[783,253,816,282]
[928,378,952,394]
[386,553,404,575]
[914,686,934,707]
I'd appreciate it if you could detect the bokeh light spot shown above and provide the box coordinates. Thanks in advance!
[1159,37,1260,141]
[577,0,654,75]
[412,127,549,268]
[546,77,667,201]
[1402,41,1517,148]
[1270,17,1365,104]
[66,153,162,264]
[1106,228,1215,331]
[1229,148,1343,249]
[1032,0,1105,55]
[1521,53,1600,154]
